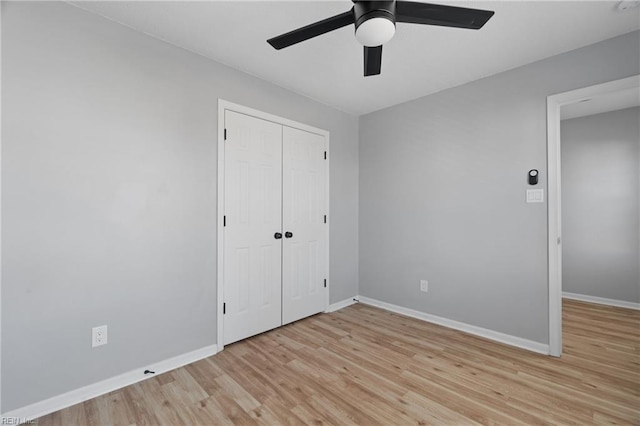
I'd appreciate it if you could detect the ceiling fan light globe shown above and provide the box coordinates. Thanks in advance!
[355,17,395,47]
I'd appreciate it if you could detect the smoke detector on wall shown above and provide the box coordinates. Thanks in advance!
[618,0,640,11]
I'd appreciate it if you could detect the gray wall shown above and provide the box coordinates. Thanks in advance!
[561,107,640,303]
[1,1,358,411]
[359,31,639,344]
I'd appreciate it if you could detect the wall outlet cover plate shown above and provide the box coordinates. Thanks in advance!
[92,325,108,347]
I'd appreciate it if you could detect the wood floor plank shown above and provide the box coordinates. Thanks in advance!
[36,299,640,425]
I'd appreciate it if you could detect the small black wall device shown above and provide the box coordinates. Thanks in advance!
[528,169,539,185]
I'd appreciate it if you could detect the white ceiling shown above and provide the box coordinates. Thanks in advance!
[561,86,640,120]
[70,1,640,116]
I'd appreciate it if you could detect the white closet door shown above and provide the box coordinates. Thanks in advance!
[282,126,327,325]
[223,110,283,345]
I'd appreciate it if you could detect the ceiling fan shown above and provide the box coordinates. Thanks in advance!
[267,1,494,77]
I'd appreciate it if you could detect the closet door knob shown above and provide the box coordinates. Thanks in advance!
[274,232,283,239]
[285,232,293,238]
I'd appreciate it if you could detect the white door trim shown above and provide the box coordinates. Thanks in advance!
[546,75,640,357]
[0,2,4,414]
[217,99,330,351]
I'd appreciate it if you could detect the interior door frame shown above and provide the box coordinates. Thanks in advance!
[546,75,640,357]
[216,99,330,351]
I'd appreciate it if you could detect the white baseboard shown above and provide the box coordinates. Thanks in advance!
[326,297,358,313]
[357,296,549,355]
[563,292,640,310]
[2,344,218,423]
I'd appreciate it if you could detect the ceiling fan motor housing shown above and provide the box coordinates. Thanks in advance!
[354,1,397,47]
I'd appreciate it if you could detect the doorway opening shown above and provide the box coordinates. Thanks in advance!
[547,75,640,356]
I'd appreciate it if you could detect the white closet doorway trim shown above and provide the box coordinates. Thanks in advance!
[216,99,330,351]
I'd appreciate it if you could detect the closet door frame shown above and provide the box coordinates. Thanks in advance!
[216,99,330,352]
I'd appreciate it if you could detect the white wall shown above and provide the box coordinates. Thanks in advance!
[1,1,358,412]
[561,107,639,303]
[359,31,639,345]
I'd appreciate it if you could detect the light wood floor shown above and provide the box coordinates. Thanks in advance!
[37,299,639,425]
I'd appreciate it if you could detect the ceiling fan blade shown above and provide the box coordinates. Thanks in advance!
[395,1,494,30]
[364,46,383,77]
[267,10,354,50]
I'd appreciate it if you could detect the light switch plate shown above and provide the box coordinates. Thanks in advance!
[526,189,544,203]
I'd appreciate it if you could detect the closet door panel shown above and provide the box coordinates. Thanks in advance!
[223,110,283,345]
[282,126,327,325]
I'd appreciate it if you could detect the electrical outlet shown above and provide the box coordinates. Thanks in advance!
[92,325,108,347]
[420,280,429,293]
